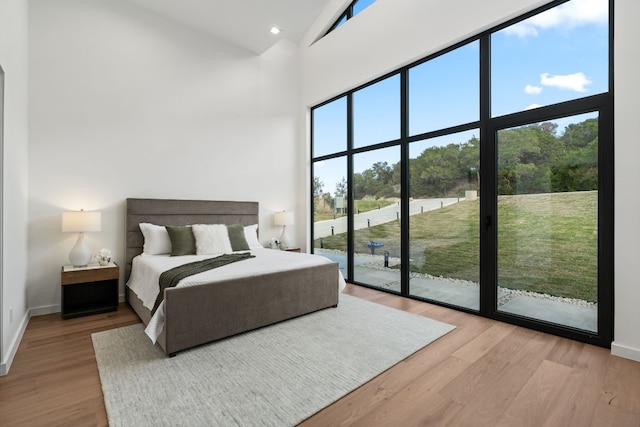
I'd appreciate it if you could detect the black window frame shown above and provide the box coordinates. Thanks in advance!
[311,0,614,347]
[325,0,376,36]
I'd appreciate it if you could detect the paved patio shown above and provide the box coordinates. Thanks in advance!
[318,250,597,333]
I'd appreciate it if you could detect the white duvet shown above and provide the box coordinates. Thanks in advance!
[126,248,346,343]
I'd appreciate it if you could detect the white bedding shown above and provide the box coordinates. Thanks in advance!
[126,248,346,343]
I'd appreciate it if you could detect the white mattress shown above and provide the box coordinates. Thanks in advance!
[126,248,346,343]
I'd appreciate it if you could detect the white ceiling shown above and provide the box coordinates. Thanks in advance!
[123,0,333,54]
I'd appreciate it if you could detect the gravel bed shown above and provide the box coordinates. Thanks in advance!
[317,249,597,308]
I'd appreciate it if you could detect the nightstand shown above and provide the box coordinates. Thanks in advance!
[61,262,119,319]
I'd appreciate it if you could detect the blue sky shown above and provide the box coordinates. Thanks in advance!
[313,0,608,197]
[491,0,608,117]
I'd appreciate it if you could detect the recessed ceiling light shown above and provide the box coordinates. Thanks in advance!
[270,26,281,35]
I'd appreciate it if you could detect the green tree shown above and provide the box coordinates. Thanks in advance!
[322,192,332,209]
[313,176,324,199]
[353,161,400,199]
[459,136,480,191]
[334,176,347,198]
[497,124,558,194]
[313,176,324,211]
[548,119,598,191]
[359,118,598,199]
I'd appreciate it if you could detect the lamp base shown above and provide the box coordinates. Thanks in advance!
[279,226,290,250]
[69,233,91,267]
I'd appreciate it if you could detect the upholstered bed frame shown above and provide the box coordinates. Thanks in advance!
[125,198,339,356]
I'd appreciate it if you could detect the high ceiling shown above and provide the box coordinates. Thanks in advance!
[122,0,333,54]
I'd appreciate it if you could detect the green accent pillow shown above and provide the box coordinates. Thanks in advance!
[227,224,250,251]
[165,225,196,256]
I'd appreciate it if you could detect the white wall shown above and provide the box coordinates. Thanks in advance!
[0,0,29,375]
[611,0,640,362]
[28,0,300,313]
[299,0,640,361]
[300,0,550,106]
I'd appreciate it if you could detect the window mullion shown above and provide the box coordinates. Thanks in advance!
[479,34,496,316]
[346,94,354,283]
[400,70,409,296]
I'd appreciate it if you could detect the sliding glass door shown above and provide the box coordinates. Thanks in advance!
[495,113,599,332]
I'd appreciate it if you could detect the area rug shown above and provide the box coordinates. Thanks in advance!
[92,294,455,427]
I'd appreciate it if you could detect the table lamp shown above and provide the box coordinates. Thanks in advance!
[273,211,294,250]
[62,209,101,267]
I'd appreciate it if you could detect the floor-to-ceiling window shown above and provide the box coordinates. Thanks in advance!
[311,0,613,347]
[407,40,480,310]
[312,96,349,277]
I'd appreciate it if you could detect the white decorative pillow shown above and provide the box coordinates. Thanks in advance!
[192,224,233,255]
[244,224,262,249]
[139,223,172,255]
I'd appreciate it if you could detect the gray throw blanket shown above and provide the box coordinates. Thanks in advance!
[152,253,255,315]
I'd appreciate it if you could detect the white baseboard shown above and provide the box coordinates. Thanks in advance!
[0,310,30,376]
[611,341,640,363]
[30,304,60,317]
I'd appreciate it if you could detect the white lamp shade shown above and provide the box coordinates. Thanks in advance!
[273,211,294,226]
[62,211,101,232]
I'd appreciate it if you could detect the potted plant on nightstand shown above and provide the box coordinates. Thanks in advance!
[96,248,112,266]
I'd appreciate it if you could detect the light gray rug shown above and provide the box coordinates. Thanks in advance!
[92,294,455,427]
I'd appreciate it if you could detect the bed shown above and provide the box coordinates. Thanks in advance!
[125,198,343,356]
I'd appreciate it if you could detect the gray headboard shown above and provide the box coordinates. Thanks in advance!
[125,198,259,281]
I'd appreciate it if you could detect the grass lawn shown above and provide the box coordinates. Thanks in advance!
[353,199,395,214]
[315,191,598,302]
[314,199,395,221]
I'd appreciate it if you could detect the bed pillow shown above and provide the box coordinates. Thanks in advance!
[227,224,250,252]
[192,224,233,255]
[139,223,171,255]
[165,225,196,256]
[243,224,262,249]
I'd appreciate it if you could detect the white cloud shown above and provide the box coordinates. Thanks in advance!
[540,72,592,92]
[506,23,539,37]
[525,85,543,95]
[525,104,543,110]
[504,0,607,38]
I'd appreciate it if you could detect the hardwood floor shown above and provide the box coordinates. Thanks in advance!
[1,285,639,426]
[0,306,139,426]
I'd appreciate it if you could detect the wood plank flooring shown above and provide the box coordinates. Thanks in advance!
[1,284,639,426]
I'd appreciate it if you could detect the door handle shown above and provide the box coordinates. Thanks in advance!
[484,215,492,231]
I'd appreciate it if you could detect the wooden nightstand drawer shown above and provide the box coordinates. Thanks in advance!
[61,263,119,319]
[61,264,119,285]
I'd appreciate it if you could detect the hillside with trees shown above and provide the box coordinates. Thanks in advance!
[331,119,598,202]
[496,119,598,195]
